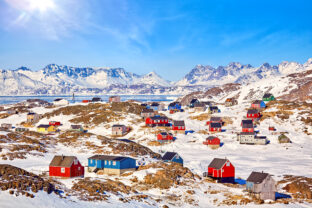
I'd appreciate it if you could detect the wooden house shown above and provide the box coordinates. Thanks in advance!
[247,109,261,121]
[157,132,174,143]
[194,103,207,112]
[37,124,57,134]
[141,108,155,119]
[189,99,200,108]
[237,132,268,145]
[1,123,12,129]
[207,158,235,183]
[27,112,40,123]
[268,126,276,131]
[161,152,183,165]
[246,171,276,200]
[112,124,127,136]
[145,116,169,127]
[70,125,84,132]
[209,122,222,132]
[225,98,238,107]
[209,106,219,114]
[168,102,182,111]
[172,120,185,134]
[82,100,90,103]
[15,127,29,132]
[242,120,254,133]
[91,97,102,102]
[109,96,121,103]
[53,98,69,106]
[49,155,84,178]
[49,121,61,126]
[203,136,220,148]
[278,134,291,143]
[262,93,275,102]
[206,117,222,126]
[88,155,136,175]
[149,102,160,111]
[251,100,266,109]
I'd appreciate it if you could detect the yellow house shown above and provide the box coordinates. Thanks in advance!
[37,124,57,134]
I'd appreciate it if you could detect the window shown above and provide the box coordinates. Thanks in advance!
[74,159,78,165]
[226,162,230,167]
[105,160,108,165]
[78,167,81,171]
[61,167,65,173]
[112,161,116,166]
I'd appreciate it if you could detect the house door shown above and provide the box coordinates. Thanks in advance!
[213,169,218,177]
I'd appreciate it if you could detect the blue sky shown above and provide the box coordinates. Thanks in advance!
[0,0,311,81]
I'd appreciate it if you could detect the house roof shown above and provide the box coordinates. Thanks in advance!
[112,124,126,128]
[242,123,254,128]
[209,106,218,110]
[150,116,168,120]
[247,109,259,114]
[263,93,273,98]
[54,98,63,102]
[49,155,76,167]
[142,108,154,113]
[247,171,269,184]
[242,119,253,125]
[225,98,235,102]
[173,120,185,126]
[92,97,102,101]
[206,136,218,140]
[37,124,50,129]
[190,99,199,104]
[27,112,36,115]
[169,102,181,107]
[162,152,179,161]
[210,117,222,122]
[151,102,159,106]
[252,100,263,105]
[71,125,82,129]
[210,122,222,128]
[88,155,130,161]
[208,158,228,169]
[160,132,172,136]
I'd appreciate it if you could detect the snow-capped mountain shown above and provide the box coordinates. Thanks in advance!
[175,59,311,86]
[0,58,311,95]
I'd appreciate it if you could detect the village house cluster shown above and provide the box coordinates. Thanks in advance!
[0,92,291,202]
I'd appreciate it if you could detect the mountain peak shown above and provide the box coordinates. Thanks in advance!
[16,66,31,71]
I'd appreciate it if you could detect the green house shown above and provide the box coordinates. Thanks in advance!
[262,93,275,101]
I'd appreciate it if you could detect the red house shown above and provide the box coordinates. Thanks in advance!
[49,121,61,126]
[82,100,90,103]
[206,117,222,126]
[203,136,220,147]
[49,155,84,178]
[145,116,169,127]
[207,158,235,183]
[242,120,254,132]
[209,122,222,132]
[157,132,174,143]
[247,109,261,121]
[172,120,185,134]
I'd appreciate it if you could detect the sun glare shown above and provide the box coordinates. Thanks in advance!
[28,0,55,12]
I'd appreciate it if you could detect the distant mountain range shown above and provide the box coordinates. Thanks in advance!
[0,58,311,95]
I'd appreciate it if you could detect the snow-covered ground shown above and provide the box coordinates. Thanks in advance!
[0,101,311,207]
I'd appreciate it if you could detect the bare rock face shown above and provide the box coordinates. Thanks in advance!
[280,175,312,199]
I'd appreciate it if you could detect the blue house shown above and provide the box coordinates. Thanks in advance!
[88,155,136,175]
[162,152,183,166]
[149,102,160,111]
[168,102,182,111]
[251,100,266,109]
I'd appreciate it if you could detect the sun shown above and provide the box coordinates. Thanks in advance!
[28,0,55,12]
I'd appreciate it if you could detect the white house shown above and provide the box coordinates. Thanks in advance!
[53,98,69,106]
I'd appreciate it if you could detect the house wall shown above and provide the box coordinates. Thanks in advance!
[70,160,84,177]
[49,166,70,178]
[248,176,276,200]
[239,134,255,144]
